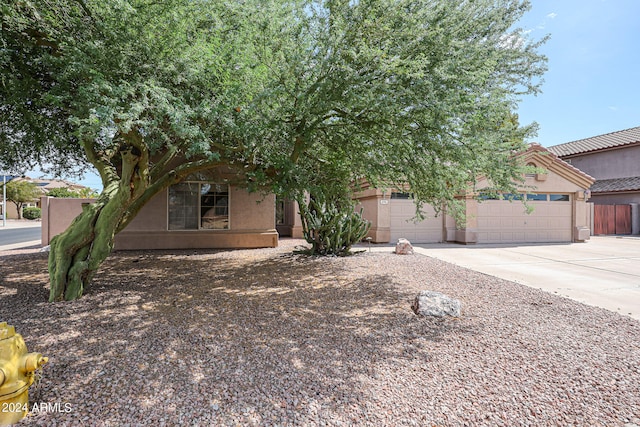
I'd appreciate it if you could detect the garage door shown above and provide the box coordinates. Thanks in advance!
[390,198,443,243]
[477,195,572,243]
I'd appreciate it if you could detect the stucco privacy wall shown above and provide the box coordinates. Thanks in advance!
[41,186,278,250]
[41,197,96,245]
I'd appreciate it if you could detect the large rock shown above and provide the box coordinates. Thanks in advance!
[395,238,414,255]
[412,291,461,317]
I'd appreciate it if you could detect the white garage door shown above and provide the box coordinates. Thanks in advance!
[477,195,572,243]
[390,198,443,243]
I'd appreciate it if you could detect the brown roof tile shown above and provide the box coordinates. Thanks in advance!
[547,126,640,157]
[590,176,640,193]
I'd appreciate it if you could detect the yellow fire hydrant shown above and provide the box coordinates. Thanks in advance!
[0,322,47,426]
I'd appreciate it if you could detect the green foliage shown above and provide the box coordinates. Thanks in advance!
[298,194,371,256]
[47,187,80,198]
[1,180,41,219]
[1,180,40,202]
[0,0,548,298]
[1,180,39,203]
[76,187,99,198]
[2,0,547,202]
[22,207,41,220]
[240,0,546,210]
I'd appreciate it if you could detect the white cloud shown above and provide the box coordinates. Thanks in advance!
[608,106,619,111]
[534,12,557,31]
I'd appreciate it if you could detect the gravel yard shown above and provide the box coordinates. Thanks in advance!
[1,239,639,426]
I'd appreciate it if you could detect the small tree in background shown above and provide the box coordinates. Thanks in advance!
[1,180,40,219]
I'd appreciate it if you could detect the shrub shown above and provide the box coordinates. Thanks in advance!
[23,207,41,220]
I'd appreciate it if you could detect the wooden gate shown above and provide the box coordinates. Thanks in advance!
[594,204,631,235]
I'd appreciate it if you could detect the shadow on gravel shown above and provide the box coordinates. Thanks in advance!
[0,249,477,426]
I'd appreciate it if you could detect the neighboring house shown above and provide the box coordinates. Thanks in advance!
[41,172,278,250]
[279,144,595,245]
[1,177,88,219]
[548,126,640,235]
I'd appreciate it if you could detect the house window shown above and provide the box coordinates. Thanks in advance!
[501,193,524,201]
[479,193,499,200]
[391,192,412,199]
[549,194,570,202]
[168,182,229,230]
[526,193,548,201]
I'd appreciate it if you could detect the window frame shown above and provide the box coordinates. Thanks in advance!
[549,194,571,202]
[390,192,412,200]
[167,181,230,231]
[526,193,548,201]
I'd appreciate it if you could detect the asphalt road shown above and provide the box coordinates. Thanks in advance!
[0,226,41,248]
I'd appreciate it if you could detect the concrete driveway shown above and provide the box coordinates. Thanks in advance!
[406,236,640,321]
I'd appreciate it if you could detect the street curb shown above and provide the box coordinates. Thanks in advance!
[0,240,42,252]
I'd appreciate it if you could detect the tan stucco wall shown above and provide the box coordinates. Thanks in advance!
[41,187,278,250]
[355,188,391,243]
[41,197,96,245]
[121,186,278,232]
[475,172,590,195]
[290,198,305,239]
[1,203,20,219]
[115,186,277,250]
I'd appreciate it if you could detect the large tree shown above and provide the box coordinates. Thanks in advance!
[0,0,546,301]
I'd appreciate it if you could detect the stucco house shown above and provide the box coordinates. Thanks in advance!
[43,144,594,249]
[42,172,278,250]
[279,144,595,245]
[547,126,640,235]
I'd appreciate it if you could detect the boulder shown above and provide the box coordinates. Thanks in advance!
[395,238,414,255]
[412,291,461,317]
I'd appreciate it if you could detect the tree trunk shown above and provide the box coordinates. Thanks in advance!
[48,142,151,302]
[48,183,131,301]
[47,135,221,301]
[13,202,23,219]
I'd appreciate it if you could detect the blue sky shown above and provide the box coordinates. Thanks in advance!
[29,0,640,190]
[516,0,640,147]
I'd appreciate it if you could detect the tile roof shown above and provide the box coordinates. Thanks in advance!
[547,126,640,157]
[590,176,640,193]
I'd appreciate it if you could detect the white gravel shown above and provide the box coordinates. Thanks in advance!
[1,239,639,426]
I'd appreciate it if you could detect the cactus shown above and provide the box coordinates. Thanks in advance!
[298,195,371,256]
